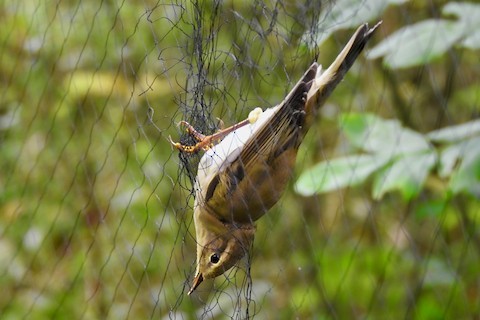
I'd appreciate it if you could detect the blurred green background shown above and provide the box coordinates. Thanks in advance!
[1,0,479,318]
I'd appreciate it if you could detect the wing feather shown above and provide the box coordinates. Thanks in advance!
[202,64,317,223]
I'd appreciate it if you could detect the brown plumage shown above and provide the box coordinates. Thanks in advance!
[171,22,382,294]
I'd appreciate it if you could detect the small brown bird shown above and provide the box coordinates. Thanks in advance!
[171,22,381,294]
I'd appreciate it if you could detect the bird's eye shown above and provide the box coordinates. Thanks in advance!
[210,253,220,264]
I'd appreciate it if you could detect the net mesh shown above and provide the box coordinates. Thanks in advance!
[0,0,479,319]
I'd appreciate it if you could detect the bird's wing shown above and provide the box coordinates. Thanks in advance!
[198,64,317,223]
[237,64,318,170]
[198,22,382,224]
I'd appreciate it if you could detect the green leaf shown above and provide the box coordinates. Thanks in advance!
[437,136,480,177]
[461,30,480,50]
[372,151,437,200]
[415,199,448,219]
[367,19,464,69]
[442,2,480,27]
[448,138,480,196]
[450,83,480,112]
[301,0,404,46]
[424,258,456,286]
[443,2,480,49]
[295,154,390,196]
[340,113,379,150]
[427,119,480,143]
[340,113,432,155]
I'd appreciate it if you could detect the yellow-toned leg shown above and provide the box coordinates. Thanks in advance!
[179,121,207,142]
[170,117,253,153]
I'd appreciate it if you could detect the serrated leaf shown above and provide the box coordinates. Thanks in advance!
[367,19,464,68]
[340,113,431,155]
[427,119,480,143]
[295,154,390,196]
[372,151,437,200]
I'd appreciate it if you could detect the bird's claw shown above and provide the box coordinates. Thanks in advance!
[170,117,252,154]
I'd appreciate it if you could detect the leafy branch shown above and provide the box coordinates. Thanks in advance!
[295,113,480,200]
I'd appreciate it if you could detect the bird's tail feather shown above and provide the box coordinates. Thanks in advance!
[305,21,382,125]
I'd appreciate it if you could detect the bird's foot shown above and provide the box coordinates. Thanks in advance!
[169,118,252,153]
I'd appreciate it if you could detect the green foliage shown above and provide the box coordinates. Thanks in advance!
[296,113,480,199]
[1,0,479,319]
[303,0,407,46]
[368,2,480,68]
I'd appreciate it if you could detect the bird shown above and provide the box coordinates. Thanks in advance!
[170,22,382,295]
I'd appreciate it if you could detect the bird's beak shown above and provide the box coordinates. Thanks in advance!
[188,273,204,295]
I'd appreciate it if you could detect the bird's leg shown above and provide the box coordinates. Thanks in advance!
[179,120,207,142]
[169,118,251,153]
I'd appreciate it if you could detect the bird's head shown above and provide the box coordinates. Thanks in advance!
[188,225,255,295]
